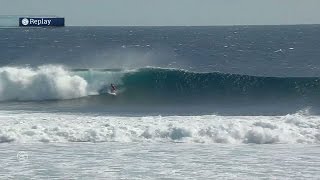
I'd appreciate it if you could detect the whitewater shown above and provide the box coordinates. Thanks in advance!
[0,109,319,144]
[0,66,88,101]
[1,26,320,179]
[0,66,320,179]
[0,109,320,179]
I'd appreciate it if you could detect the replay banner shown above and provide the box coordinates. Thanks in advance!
[19,17,65,27]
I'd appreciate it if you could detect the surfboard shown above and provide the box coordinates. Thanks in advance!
[108,91,117,96]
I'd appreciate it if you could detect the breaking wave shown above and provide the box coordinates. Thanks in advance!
[1,65,320,103]
[0,65,87,101]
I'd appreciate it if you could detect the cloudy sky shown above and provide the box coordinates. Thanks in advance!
[0,0,320,26]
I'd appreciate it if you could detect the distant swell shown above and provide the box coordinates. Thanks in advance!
[1,65,320,103]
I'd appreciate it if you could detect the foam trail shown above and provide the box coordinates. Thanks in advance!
[0,65,88,100]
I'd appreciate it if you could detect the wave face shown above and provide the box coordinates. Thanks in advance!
[119,68,320,102]
[1,65,320,103]
[0,110,319,144]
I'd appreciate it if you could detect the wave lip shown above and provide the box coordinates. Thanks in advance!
[0,110,319,144]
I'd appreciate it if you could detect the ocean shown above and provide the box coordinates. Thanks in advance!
[0,26,320,179]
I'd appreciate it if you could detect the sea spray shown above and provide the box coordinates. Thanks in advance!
[0,65,87,100]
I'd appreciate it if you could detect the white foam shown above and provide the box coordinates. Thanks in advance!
[0,65,88,100]
[0,110,319,144]
[0,65,126,100]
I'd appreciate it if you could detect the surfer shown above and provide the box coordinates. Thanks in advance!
[110,83,116,93]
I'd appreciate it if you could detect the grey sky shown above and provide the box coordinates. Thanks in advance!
[1,0,320,26]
